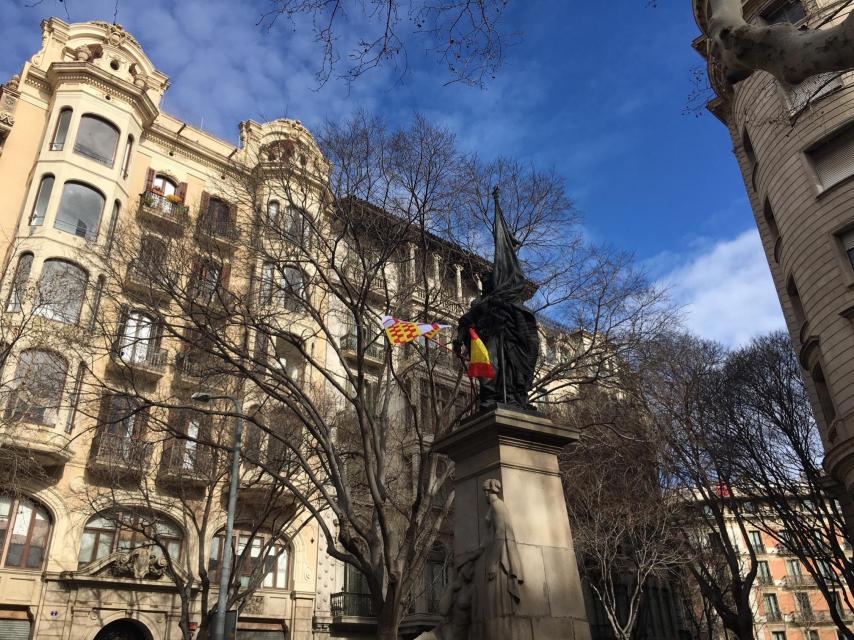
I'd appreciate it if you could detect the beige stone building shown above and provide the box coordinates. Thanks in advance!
[692,0,854,529]
[0,17,528,640]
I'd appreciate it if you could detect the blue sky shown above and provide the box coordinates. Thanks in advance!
[0,0,786,346]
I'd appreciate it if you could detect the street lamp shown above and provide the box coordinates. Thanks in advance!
[191,391,243,640]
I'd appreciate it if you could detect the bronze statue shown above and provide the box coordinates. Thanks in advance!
[454,187,539,410]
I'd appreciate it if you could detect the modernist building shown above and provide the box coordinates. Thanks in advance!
[691,0,854,527]
[0,17,519,640]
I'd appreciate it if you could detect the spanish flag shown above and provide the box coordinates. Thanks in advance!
[467,328,496,379]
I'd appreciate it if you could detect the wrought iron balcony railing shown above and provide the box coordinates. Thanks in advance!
[331,592,376,618]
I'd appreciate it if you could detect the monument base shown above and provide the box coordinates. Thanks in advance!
[433,407,591,640]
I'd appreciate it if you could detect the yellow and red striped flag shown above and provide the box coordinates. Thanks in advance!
[467,328,496,379]
[381,316,449,346]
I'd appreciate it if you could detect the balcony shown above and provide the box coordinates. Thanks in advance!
[110,345,168,381]
[341,332,385,364]
[757,575,774,586]
[0,422,73,466]
[784,574,815,588]
[765,611,783,623]
[88,433,151,477]
[173,352,226,388]
[137,191,189,234]
[331,592,376,619]
[159,440,216,487]
[195,214,239,250]
[125,261,172,302]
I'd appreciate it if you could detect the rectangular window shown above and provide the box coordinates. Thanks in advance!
[765,593,781,617]
[771,632,786,640]
[762,0,806,24]
[809,126,854,190]
[787,558,802,577]
[796,591,812,615]
[758,560,772,581]
[750,530,763,552]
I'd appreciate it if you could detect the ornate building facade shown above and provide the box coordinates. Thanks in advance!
[692,0,854,531]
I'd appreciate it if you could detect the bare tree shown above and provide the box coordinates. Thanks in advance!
[560,390,687,640]
[640,333,759,640]
[720,331,854,638]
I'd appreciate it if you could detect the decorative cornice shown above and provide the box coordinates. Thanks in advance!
[41,62,160,125]
[143,126,237,174]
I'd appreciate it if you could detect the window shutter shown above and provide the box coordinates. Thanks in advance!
[228,202,238,232]
[810,127,854,189]
[220,262,231,289]
[177,181,188,201]
[98,392,114,431]
[115,305,130,353]
[199,191,210,219]
[144,168,156,192]
[134,404,149,438]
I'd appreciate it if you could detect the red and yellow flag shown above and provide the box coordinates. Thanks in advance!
[467,328,496,379]
[382,316,449,346]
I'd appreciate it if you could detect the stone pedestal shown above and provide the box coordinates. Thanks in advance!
[433,407,591,640]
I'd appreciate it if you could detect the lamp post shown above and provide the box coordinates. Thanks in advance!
[191,391,243,640]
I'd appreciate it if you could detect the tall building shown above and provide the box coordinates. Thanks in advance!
[688,493,854,640]
[692,0,854,528]
[0,17,550,640]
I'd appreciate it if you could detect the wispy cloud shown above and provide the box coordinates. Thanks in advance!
[654,229,786,347]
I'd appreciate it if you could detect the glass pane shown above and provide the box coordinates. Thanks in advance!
[167,540,181,559]
[120,311,153,362]
[276,549,288,588]
[36,260,88,324]
[9,350,68,424]
[52,109,72,148]
[96,531,114,559]
[78,531,96,565]
[55,182,104,240]
[74,115,118,166]
[209,536,221,572]
[0,496,11,552]
[7,254,33,312]
[5,501,33,567]
[30,176,54,226]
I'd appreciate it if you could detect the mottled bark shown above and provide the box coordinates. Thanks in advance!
[705,0,854,85]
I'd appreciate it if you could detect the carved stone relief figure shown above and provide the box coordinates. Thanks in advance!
[481,478,523,617]
[414,549,482,640]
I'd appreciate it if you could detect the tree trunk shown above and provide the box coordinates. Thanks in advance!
[376,597,402,640]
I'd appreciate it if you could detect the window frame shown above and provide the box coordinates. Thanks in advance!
[6,252,33,313]
[73,113,120,167]
[35,258,89,324]
[29,174,55,227]
[4,348,68,426]
[77,509,183,569]
[54,180,105,241]
[0,495,52,570]
[208,529,291,590]
[50,107,73,151]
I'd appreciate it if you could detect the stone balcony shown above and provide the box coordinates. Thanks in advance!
[109,345,169,381]
[87,433,151,478]
[159,440,217,487]
[0,422,74,466]
[137,191,190,234]
[195,214,239,251]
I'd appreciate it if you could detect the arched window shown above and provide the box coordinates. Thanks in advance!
[6,252,33,312]
[77,510,183,568]
[267,200,280,226]
[4,349,68,425]
[152,174,177,196]
[121,135,134,178]
[30,174,54,226]
[36,259,88,324]
[208,529,290,590]
[284,205,304,240]
[0,495,52,569]
[50,108,72,151]
[74,114,119,166]
[261,263,305,311]
[55,181,105,240]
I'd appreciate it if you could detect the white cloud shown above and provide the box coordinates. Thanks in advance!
[656,228,786,347]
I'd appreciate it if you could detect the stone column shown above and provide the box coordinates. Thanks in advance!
[433,407,590,640]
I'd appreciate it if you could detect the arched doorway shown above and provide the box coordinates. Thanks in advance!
[93,619,152,640]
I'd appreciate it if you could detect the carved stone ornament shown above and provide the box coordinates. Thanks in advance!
[5,75,20,92]
[112,546,168,579]
[241,595,265,615]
